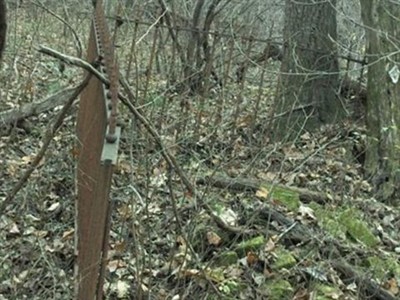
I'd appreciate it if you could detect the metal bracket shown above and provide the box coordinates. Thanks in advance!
[101,126,121,165]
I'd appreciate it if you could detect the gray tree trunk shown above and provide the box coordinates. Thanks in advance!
[273,0,343,141]
[360,1,400,204]
[0,0,6,61]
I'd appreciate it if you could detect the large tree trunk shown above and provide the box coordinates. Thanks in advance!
[273,0,343,141]
[360,1,400,204]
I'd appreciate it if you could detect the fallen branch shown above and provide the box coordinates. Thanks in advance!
[331,260,396,300]
[0,86,77,126]
[196,175,336,204]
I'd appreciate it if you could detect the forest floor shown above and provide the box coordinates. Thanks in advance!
[0,72,399,300]
[0,7,399,298]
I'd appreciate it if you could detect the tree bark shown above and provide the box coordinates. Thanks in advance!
[0,0,6,61]
[273,0,344,141]
[360,1,400,204]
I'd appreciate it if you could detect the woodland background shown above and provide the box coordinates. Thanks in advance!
[0,0,399,299]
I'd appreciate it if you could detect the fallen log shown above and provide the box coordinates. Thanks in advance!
[196,175,335,204]
[0,86,77,126]
[331,260,396,300]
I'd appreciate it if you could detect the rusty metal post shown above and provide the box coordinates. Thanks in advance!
[75,2,121,298]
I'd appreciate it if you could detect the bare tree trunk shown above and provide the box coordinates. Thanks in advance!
[0,0,6,61]
[360,1,400,204]
[273,0,343,141]
[184,0,205,92]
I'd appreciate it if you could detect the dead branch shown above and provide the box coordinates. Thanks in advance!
[38,45,103,81]
[331,260,397,300]
[0,86,77,126]
[196,175,336,204]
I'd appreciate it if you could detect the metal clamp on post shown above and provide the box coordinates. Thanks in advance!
[100,77,120,165]
[101,125,121,165]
